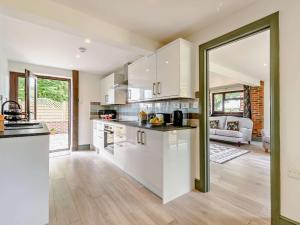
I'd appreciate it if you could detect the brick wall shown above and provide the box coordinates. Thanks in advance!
[250,81,264,138]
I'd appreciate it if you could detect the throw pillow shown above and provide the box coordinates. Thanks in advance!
[210,120,219,129]
[227,121,239,131]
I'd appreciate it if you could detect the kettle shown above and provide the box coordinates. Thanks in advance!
[173,110,183,127]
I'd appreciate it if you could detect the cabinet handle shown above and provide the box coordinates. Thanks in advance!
[157,82,161,95]
[128,89,132,100]
[137,130,141,144]
[141,131,145,145]
[152,83,156,95]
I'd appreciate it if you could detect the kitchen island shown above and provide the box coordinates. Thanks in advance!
[91,119,196,204]
[0,123,50,225]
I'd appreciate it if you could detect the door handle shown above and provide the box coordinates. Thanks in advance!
[157,82,161,95]
[137,130,141,144]
[141,131,145,145]
[152,83,156,95]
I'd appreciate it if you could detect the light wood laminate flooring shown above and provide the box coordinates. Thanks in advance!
[49,142,270,225]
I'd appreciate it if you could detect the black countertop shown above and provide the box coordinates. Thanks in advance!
[93,119,197,132]
[0,123,50,139]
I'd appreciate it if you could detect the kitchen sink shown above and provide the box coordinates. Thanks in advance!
[4,122,43,130]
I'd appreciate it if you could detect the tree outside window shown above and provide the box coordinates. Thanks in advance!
[212,91,244,116]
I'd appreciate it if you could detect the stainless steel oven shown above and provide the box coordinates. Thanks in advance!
[104,124,114,154]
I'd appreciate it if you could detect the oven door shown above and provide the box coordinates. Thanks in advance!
[104,130,114,154]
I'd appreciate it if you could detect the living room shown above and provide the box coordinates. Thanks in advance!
[207,29,271,222]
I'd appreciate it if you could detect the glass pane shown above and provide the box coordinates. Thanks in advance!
[18,77,26,113]
[36,78,70,151]
[29,76,36,120]
[225,92,244,99]
[214,94,223,111]
[224,99,243,112]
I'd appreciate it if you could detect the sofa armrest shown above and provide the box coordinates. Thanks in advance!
[240,128,252,142]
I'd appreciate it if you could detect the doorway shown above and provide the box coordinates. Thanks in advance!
[10,72,71,152]
[196,13,281,224]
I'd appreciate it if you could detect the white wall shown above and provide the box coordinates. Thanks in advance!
[186,0,300,221]
[78,72,101,145]
[0,21,9,101]
[264,80,270,132]
[8,60,72,78]
[8,61,101,147]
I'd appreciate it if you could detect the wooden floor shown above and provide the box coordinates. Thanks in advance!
[49,142,270,225]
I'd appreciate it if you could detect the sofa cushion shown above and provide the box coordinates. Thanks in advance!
[226,121,239,131]
[210,129,217,135]
[215,129,243,138]
[210,120,219,129]
[226,116,253,130]
[209,116,227,129]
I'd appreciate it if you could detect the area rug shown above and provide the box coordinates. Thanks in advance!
[210,143,250,164]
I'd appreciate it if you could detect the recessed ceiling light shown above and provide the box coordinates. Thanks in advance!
[217,2,223,12]
[264,63,268,66]
[76,54,80,59]
[85,38,91,44]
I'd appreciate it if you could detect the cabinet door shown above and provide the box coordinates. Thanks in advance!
[157,42,180,98]
[100,74,115,105]
[143,54,157,100]
[139,129,163,196]
[128,58,144,102]
[128,55,157,102]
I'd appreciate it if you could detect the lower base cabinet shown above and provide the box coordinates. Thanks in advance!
[112,124,195,204]
[91,120,195,204]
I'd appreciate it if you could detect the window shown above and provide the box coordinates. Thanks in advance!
[212,91,244,115]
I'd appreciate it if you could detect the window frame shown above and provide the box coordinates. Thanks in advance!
[212,90,244,116]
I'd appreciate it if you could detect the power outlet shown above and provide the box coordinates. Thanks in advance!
[192,101,199,109]
[288,168,300,180]
[181,102,189,109]
[172,102,181,109]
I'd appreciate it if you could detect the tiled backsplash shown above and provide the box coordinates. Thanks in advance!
[90,99,199,126]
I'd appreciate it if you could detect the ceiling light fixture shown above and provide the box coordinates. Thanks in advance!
[79,47,87,53]
[85,38,91,44]
[264,63,268,66]
[217,2,223,12]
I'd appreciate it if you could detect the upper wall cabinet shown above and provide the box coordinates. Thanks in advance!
[128,54,157,102]
[100,73,126,105]
[127,38,194,102]
[156,39,194,99]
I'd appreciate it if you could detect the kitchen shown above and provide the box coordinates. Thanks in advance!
[1,1,299,225]
[0,37,198,225]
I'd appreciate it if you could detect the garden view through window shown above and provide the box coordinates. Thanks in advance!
[213,91,244,115]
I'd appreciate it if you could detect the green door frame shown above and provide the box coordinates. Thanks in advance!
[196,12,298,225]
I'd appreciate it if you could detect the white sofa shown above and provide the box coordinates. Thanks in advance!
[209,116,253,146]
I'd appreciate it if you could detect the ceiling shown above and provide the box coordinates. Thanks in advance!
[209,29,270,87]
[51,0,259,42]
[1,15,140,75]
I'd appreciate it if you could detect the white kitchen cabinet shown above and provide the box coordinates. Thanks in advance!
[156,39,194,99]
[100,73,126,105]
[128,54,157,102]
[91,120,195,204]
[127,38,194,102]
[91,120,104,152]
